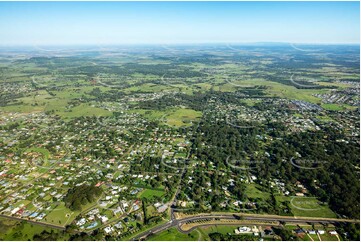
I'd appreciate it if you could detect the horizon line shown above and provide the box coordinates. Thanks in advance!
[0,42,360,47]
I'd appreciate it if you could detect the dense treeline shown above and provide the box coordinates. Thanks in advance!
[208,232,257,241]
[190,113,360,218]
[276,130,360,218]
[63,184,102,211]
[136,90,259,111]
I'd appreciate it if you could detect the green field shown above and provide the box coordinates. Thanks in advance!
[165,108,202,127]
[131,109,167,120]
[288,197,337,218]
[316,114,335,122]
[138,189,166,199]
[0,218,65,241]
[44,200,98,226]
[321,103,346,111]
[147,227,200,241]
[132,107,202,127]
[2,86,112,118]
[146,205,158,217]
[245,184,271,200]
[44,202,79,225]
[25,147,50,161]
[199,224,240,234]
[55,103,112,119]
[124,83,172,93]
[215,78,325,103]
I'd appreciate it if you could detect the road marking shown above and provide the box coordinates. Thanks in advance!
[307,233,314,241]
[317,232,322,241]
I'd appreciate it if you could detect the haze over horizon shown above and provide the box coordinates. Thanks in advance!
[0,1,359,46]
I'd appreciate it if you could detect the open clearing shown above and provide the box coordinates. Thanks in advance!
[131,107,202,127]
[138,189,166,199]
[288,197,337,218]
[147,227,199,241]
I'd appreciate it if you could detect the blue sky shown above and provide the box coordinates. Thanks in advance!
[0,1,359,45]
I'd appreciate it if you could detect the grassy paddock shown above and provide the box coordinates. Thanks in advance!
[138,189,166,199]
[147,227,199,241]
[245,184,271,200]
[165,108,202,127]
[0,217,64,241]
[289,197,337,218]
[130,108,202,127]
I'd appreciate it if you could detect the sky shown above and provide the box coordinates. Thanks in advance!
[0,1,359,45]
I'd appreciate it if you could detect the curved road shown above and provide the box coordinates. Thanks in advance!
[131,213,359,240]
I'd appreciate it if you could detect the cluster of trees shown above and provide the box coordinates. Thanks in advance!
[87,87,127,102]
[17,56,95,70]
[136,90,278,115]
[193,119,265,166]
[32,230,60,241]
[155,54,224,65]
[114,171,176,201]
[180,167,248,211]
[0,121,20,131]
[337,223,360,241]
[271,227,296,240]
[53,61,205,78]
[121,63,204,77]
[137,91,241,111]
[63,184,102,211]
[68,228,105,241]
[266,127,360,218]
[186,102,359,218]
[130,156,186,173]
[208,232,257,241]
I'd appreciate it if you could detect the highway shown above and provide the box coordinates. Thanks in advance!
[2,209,358,240]
[131,212,360,240]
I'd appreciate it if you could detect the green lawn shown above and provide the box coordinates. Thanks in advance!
[194,82,213,91]
[147,227,199,241]
[321,103,358,111]
[130,107,202,127]
[174,152,188,158]
[146,205,158,217]
[316,115,335,122]
[218,78,324,103]
[2,86,112,119]
[138,189,165,199]
[242,99,262,106]
[0,218,65,241]
[44,202,79,226]
[26,147,50,161]
[124,83,172,93]
[1,103,44,113]
[44,199,98,226]
[199,224,240,234]
[320,233,340,241]
[321,103,345,111]
[165,108,202,127]
[131,109,167,120]
[289,197,337,218]
[245,184,271,200]
[13,199,31,208]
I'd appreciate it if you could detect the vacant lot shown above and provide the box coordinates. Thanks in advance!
[138,189,165,199]
[165,108,202,127]
[289,196,337,218]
